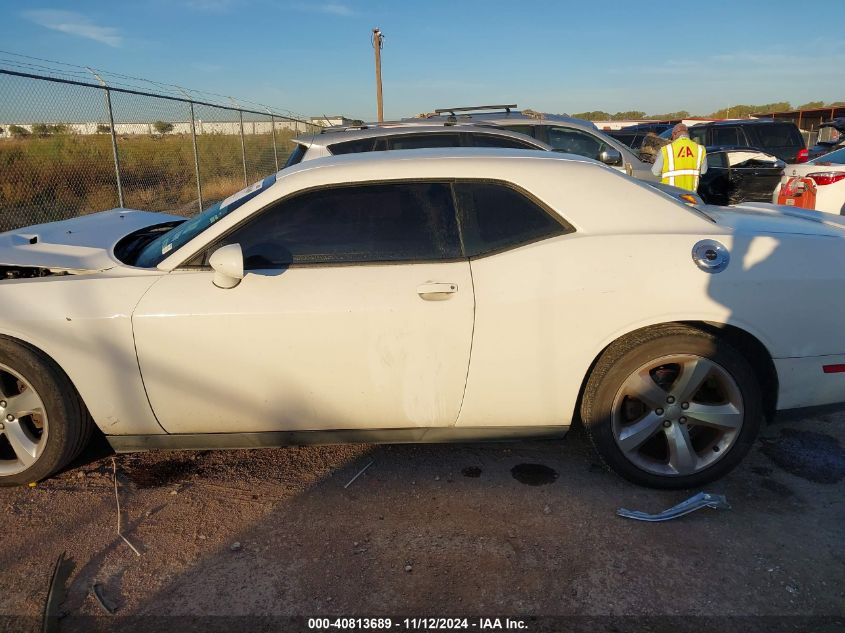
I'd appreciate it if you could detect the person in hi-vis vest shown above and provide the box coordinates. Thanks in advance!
[651,123,707,192]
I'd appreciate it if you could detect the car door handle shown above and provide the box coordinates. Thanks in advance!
[416,282,458,301]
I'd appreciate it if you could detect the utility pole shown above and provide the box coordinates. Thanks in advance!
[372,27,384,122]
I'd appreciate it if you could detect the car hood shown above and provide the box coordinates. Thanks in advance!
[702,202,845,237]
[0,208,185,271]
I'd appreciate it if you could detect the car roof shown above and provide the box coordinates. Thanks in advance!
[399,109,597,129]
[158,148,716,271]
[292,124,552,149]
[693,119,795,127]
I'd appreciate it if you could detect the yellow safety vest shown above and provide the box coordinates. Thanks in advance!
[660,138,706,191]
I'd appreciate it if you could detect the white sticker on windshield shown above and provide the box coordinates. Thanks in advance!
[220,180,265,209]
[162,243,173,255]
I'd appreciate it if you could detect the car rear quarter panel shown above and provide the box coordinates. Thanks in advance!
[456,230,845,427]
[0,273,165,435]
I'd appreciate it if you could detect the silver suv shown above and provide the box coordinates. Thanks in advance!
[402,105,656,180]
[285,123,551,168]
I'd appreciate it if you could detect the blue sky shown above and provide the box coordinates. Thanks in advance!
[0,0,842,120]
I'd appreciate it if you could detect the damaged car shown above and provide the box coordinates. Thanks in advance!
[2,149,845,489]
[698,147,786,205]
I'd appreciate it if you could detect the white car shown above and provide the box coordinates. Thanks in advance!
[2,149,845,489]
[773,146,845,215]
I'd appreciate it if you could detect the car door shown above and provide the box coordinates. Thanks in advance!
[132,181,474,434]
[449,181,576,428]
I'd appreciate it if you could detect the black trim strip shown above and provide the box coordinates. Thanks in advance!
[107,426,570,452]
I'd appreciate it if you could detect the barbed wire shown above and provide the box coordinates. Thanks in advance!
[0,49,311,123]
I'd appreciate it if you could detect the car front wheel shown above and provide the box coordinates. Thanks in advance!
[0,338,92,487]
[581,325,763,489]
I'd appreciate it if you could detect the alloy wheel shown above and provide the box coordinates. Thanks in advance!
[611,354,744,477]
[0,363,48,476]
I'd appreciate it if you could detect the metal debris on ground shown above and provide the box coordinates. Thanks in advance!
[42,552,74,633]
[617,492,731,522]
[111,458,142,556]
[91,583,117,614]
[343,460,375,489]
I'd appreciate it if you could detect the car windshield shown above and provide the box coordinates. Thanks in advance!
[809,147,845,165]
[135,174,277,268]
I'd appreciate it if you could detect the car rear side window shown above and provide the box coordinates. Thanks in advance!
[284,144,307,167]
[328,138,382,155]
[217,182,461,268]
[712,127,742,146]
[500,125,536,138]
[469,134,538,149]
[387,134,461,150]
[454,182,570,257]
[754,124,803,149]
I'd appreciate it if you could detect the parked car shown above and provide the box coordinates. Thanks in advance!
[288,122,703,205]
[2,148,845,489]
[772,146,845,214]
[402,105,657,180]
[698,147,786,205]
[808,118,845,160]
[608,123,673,149]
[660,119,807,163]
[284,123,551,167]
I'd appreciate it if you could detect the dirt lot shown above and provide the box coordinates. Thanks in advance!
[1,408,844,632]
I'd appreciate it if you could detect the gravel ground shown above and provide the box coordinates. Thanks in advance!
[1,409,844,632]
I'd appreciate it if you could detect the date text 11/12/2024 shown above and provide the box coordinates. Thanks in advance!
[307,617,529,630]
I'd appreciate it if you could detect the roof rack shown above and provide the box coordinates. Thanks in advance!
[320,124,370,134]
[433,104,518,115]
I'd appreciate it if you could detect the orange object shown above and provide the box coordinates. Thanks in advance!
[777,176,817,209]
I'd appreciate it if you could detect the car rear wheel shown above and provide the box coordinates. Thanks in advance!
[581,325,762,489]
[0,338,92,487]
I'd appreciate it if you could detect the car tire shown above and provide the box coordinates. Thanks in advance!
[581,324,762,489]
[0,337,92,487]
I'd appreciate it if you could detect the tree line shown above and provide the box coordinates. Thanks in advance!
[571,101,845,121]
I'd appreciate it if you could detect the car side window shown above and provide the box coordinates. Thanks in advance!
[689,127,707,145]
[468,134,538,149]
[284,144,307,167]
[712,127,740,146]
[706,152,726,168]
[546,127,605,159]
[454,182,571,257]
[500,125,537,138]
[387,134,461,150]
[217,182,461,268]
[328,138,381,155]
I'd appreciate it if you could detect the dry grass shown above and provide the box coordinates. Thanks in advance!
[0,129,300,230]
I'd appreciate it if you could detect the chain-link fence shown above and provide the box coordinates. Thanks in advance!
[0,67,320,231]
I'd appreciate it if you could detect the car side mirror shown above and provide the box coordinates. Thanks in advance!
[599,148,623,166]
[209,243,244,289]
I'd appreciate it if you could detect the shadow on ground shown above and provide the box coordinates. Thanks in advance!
[1,411,844,632]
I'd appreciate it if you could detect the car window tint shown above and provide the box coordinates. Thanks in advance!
[469,134,538,149]
[500,125,536,138]
[284,144,307,167]
[454,182,570,257]
[388,134,461,150]
[706,152,727,168]
[328,138,378,155]
[220,182,461,268]
[546,127,605,159]
[689,127,707,144]
[712,127,740,146]
[755,124,803,148]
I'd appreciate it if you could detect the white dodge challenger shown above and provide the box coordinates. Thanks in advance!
[1,148,844,489]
